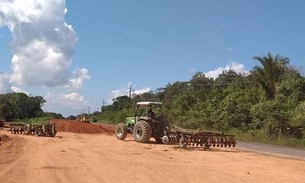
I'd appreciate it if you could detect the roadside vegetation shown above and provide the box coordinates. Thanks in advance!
[0,93,63,124]
[91,53,305,148]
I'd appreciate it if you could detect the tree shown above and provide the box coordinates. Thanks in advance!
[252,53,289,100]
[66,115,77,120]
[0,94,13,121]
[0,93,46,121]
[112,96,130,110]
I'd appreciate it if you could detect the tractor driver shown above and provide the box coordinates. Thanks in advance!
[147,108,155,118]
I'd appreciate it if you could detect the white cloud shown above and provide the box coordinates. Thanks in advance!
[109,82,131,101]
[205,62,249,79]
[66,68,91,89]
[0,72,13,94]
[108,82,151,103]
[133,87,150,95]
[110,90,127,101]
[44,92,89,116]
[0,0,89,89]
[11,86,29,95]
[45,92,87,106]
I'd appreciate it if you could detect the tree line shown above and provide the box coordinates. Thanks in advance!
[93,53,305,140]
[0,92,63,121]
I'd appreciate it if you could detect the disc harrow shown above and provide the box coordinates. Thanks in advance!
[9,122,57,137]
[162,131,236,149]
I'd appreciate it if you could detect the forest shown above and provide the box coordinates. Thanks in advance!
[93,53,305,145]
[0,92,63,122]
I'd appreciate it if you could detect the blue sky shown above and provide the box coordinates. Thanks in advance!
[0,0,305,116]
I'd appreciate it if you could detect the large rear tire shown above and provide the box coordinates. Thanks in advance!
[133,120,152,143]
[115,123,128,140]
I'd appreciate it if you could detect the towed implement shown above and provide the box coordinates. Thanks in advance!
[115,101,236,149]
[10,122,57,137]
[162,131,235,149]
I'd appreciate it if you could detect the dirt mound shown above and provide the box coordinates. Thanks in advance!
[0,133,10,145]
[51,119,115,135]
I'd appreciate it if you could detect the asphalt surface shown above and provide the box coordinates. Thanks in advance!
[237,141,305,160]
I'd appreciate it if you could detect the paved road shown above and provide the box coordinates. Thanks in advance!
[237,141,305,160]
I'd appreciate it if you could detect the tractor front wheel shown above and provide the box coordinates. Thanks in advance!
[115,123,128,140]
[133,120,152,143]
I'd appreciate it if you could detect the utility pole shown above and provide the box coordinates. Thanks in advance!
[101,100,105,112]
[128,84,132,102]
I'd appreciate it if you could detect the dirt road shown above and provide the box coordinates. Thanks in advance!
[1,128,305,183]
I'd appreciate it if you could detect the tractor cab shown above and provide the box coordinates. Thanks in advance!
[124,101,163,129]
[135,101,163,120]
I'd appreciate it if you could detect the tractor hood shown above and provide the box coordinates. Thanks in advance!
[125,116,138,126]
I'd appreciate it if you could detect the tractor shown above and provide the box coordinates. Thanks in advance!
[115,101,171,143]
[115,101,236,149]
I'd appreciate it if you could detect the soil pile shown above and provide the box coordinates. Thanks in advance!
[51,119,115,135]
[0,133,10,145]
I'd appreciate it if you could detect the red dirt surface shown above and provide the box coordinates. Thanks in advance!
[1,129,305,183]
[2,120,305,183]
[50,119,115,135]
[0,132,10,145]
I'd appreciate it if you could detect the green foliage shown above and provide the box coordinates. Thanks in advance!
[43,112,64,119]
[17,116,53,124]
[0,93,46,121]
[250,98,289,131]
[252,53,290,100]
[291,101,305,128]
[93,53,305,147]
[66,115,77,120]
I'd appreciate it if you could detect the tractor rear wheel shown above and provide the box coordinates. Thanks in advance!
[115,123,128,140]
[133,120,152,143]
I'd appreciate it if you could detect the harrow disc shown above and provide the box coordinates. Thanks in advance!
[179,136,187,149]
[162,135,169,144]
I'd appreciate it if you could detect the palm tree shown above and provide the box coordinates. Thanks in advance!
[252,53,289,100]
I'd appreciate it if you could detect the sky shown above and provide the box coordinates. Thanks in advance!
[0,0,305,117]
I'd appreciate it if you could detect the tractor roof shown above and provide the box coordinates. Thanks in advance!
[136,101,162,106]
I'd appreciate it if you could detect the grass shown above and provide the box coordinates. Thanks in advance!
[228,128,305,149]
[16,116,54,124]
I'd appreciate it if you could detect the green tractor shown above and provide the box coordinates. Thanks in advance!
[115,101,171,143]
